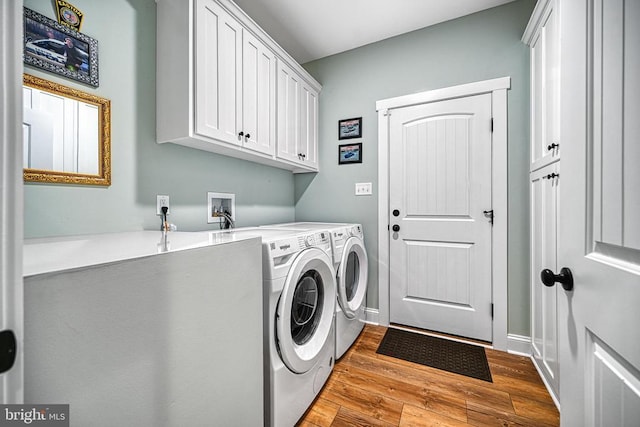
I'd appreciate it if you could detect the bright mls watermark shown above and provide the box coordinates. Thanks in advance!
[0,405,68,426]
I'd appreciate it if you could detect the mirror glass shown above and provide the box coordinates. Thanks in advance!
[22,74,111,186]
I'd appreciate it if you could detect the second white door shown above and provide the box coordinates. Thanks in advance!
[389,93,493,341]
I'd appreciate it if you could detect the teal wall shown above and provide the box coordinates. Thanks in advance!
[23,0,295,238]
[298,0,535,336]
[23,0,534,336]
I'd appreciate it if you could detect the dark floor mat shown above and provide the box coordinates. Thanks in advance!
[376,328,493,382]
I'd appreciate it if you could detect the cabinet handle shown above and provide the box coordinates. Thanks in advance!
[245,133,250,140]
[547,143,559,151]
[543,173,559,180]
[238,131,244,137]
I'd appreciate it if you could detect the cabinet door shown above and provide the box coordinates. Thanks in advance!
[530,1,559,171]
[195,0,242,145]
[530,163,560,402]
[299,82,318,170]
[276,61,301,163]
[242,31,275,156]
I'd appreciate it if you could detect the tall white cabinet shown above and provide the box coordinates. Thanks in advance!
[523,0,561,407]
[156,0,320,173]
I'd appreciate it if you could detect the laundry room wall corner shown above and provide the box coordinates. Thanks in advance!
[296,0,534,337]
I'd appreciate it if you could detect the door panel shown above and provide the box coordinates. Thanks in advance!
[530,2,560,172]
[559,0,640,424]
[405,116,470,216]
[406,241,471,305]
[530,164,559,400]
[299,83,318,168]
[195,0,242,144]
[276,61,300,163]
[242,31,275,155]
[389,94,493,341]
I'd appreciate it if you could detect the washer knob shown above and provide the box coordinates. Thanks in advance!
[305,236,313,247]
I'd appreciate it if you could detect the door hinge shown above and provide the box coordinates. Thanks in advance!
[383,109,391,117]
[483,209,494,225]
[490,118,494,133]
[491,303,494,319]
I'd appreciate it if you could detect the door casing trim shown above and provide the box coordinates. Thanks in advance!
[376,77,510,351]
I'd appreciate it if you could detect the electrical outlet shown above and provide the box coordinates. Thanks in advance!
[355,182,372,196]
[156,195,170,215]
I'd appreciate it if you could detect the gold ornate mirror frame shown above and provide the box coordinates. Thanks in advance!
[23,74,111,186]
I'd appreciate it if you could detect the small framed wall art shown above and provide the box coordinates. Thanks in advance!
[338,143,362,165]
[23,7,99,87]
[338,117,362,140]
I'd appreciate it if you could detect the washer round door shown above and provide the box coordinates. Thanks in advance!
[276,247,336,374]
[336,236,368,319]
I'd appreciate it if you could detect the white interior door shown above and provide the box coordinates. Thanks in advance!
[1,1,24,403]
[559,0,640,424]
[389,93,493,342]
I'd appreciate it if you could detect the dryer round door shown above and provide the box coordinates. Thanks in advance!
[276,247,336,374]
[336,236,368,319]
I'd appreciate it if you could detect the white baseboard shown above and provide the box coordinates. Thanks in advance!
[507,334,532,356]
[364,307,379,325]
[365,308,532,357]
[531,355,561,410]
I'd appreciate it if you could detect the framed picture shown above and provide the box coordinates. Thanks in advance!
[23,7,99,87]
[338,143,362,165]
[338,117,362,140]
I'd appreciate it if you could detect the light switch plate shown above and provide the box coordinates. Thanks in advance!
[355,182,372,196]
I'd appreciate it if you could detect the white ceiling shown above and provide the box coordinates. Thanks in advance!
[233,0,517,64]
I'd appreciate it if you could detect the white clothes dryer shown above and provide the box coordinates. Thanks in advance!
[209,227,336,427]
[262,223,368,359]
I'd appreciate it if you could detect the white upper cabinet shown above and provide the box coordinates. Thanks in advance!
[242,30,276,156]
[276,61,319,170]
[195,0,243,146]
[523,0,560,172]
[156,0,321,173]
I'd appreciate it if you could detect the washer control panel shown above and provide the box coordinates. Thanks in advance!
[267,231,331,260]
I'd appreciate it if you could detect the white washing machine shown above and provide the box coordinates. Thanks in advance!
[210,227,336,427]
[262,222,368,359]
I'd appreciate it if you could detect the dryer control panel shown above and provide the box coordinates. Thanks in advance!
[330,225,363,263]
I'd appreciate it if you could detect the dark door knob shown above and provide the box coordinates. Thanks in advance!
[392,209,400,217]
[541,267,574,291]
[392,224,400,232]
[245,133,250,139]
[238,131,244,137]
[0,330,17,374]
[547,143,559,151]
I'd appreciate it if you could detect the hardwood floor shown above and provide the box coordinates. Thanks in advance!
[298,325,559,427]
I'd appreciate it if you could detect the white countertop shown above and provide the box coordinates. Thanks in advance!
[24,230,261,277]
